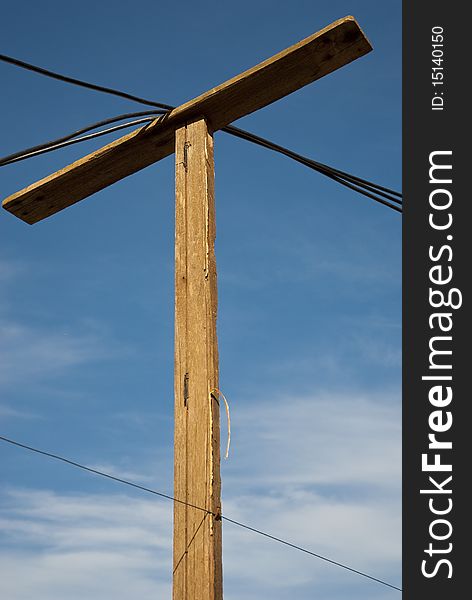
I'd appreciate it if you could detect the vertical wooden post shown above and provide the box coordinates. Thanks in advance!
[173,118,223,600]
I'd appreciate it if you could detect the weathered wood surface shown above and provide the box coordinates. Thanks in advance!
[3,16,372,224]
[173,119,222,600]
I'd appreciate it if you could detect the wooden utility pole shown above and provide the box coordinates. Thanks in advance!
[173,119,222,598]
[2,16,371,599]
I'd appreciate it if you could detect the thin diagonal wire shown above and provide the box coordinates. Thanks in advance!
[0,53,173,110]
[222,516,402,592]
[173,513,209,575]
[0,110,167,166]
[0,433,401,592]
[0,116,162,166]
[0,434,211,515]
[226,125,402,202]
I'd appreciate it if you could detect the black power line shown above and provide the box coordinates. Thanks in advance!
[0,53,173,110]
[222,515,402,592]
[227,125,402,200]
[0,433,208,513]
[0,116,163,166]
[226,125,402,212]
[0,53,402,213]
[0,433,401,592]
[0,110,167,166]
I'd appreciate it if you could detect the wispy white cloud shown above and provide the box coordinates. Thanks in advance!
[219,236,400,291]
[111,410,173,428]
[253,325,401,387]
[225,391,401,490]
[0,256,134,389]
[0,489,171,600]
[0,404,39,420]
[220,391,401,597]
[223,491,400,596]
[0,319,129,386]
[87,463,157,484]
[0,390,400,599]
[0,258,25,283]
[350,334,402,368]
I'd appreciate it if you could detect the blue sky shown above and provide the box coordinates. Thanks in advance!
[0,1,401,598]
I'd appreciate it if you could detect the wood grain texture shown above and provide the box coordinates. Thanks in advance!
[173,119,222,600]
[3,15,372,224]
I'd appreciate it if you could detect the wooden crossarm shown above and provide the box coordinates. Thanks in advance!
[2,16,371,224]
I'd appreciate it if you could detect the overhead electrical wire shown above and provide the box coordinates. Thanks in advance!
[0,433,208,513]
[0,52,402,212]
[226,125,402,212]
[0,433,402,592]
[221,515,402,592]
[227,125,402,200]
[0,116,163,166]
[0,110,167,166]
[0,53,173,111]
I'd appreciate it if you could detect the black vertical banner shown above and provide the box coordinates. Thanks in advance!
[404,2,469,599]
